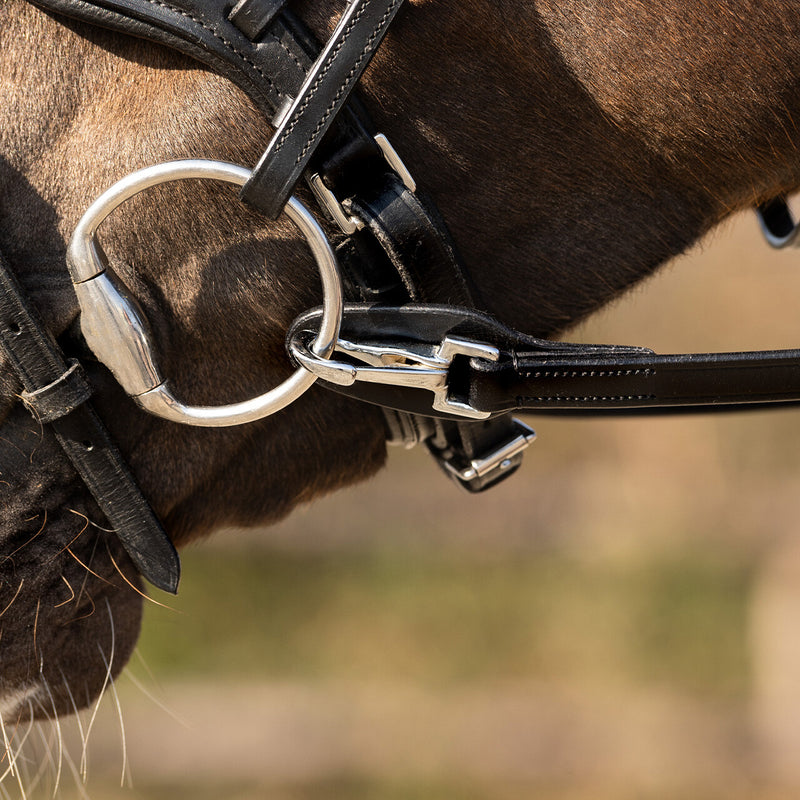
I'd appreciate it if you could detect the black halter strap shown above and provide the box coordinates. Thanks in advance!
[0,247,180,593]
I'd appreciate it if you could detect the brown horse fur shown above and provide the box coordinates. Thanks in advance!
[1,0,800,721]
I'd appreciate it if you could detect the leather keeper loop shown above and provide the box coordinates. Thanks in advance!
[228,0,286,41]
[20,358,93,424]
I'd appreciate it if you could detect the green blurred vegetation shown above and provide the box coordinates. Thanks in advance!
[139,548,751,700]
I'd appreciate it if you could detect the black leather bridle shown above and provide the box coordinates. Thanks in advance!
[4,0,800,593]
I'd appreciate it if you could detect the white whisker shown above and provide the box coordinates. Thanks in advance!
[100,597,128,788]
[30,720,59,798]
[131,648,161,690]
[0,704,13,780]
[37,677,63,797]
[80,647,111,783]
[0,702,35,800]
[59,670,91,783]
[61,744,92,800]
[0,691,35,785]
[122,669,188,729]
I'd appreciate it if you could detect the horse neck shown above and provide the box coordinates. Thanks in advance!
[327,0,800,336]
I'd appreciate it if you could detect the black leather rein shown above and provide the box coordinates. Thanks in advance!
[288,304,800,419]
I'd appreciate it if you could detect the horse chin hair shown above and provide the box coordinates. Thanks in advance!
[0,406,145,720]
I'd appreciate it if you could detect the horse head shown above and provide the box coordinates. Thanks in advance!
[1,0,799,723]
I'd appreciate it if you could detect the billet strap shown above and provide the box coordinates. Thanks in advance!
[242,0,405,217]
[288,304,800,419]
[0,248,180,593]
[348,174,477,305]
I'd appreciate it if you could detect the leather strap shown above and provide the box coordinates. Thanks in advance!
[20,359,93,423]
[348,175,477,305]
[480,347,800,414]
[242,0,405,217]
[0,248,180,593]
[288,304,800,418]
[228,0,285,40]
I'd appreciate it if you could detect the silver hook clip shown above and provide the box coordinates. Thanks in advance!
[289,330,500,420]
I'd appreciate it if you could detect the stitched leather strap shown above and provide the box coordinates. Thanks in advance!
[479,347,800,414]
[0,248,180,593]
[241,0,404,217]
[289,304,800,418]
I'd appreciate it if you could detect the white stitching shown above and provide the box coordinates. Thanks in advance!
[268,0,401,163]
[139,0,284,97]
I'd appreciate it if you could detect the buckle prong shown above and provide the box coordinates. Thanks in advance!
[440,421,537,485]
[310,133,417,235]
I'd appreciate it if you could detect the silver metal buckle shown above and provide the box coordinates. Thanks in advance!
[436,418,537,489]
[310,133,416,235]
[289,331,500,420]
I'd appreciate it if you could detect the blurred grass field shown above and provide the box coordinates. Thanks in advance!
[44,210,800,799]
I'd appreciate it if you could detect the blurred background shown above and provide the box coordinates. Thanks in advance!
[31,208,800,798]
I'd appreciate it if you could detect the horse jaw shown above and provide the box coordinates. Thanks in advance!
[0,0,386,719]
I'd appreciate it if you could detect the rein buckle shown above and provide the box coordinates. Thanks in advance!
[427,417,537,493]
[310,134,417,235]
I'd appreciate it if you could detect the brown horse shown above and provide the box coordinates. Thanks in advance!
[1,0,799,728]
